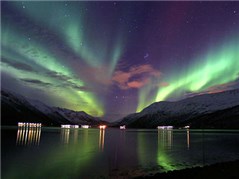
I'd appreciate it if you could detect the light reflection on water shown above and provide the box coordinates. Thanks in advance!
[158,129,173,149]
[187,129,190,149]
[59,128,106,151]
[60,128,70,144]
[2,128,239,178]
[157,129,174,171]
[157,129,190,171]
[99,128,105,151]
[16,126,41,146]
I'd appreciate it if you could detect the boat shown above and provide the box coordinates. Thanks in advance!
[120,125,126,129]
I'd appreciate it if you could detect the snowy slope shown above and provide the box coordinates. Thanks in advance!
[119,89,239,127]
[142,89,239,115]
[1,89,102,126]
[29,99,54,114]
[52,107,101,125]
[1,89,58,125]
[2,90,37,111]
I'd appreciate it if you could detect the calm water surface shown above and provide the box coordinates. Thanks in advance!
[2,127,239,178]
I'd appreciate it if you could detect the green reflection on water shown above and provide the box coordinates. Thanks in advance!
[137,132,147,166]
[5,128,103,179]
[137,130,159,167]
[157,129,177,171]
[137,129,180,171]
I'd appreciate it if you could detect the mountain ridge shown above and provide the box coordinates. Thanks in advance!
[1,89,105,126]
[2,89,239,128]
[118,89,239,128]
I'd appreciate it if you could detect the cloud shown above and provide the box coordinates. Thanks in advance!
[45,70,95,92]
[205,80,239,94]
[1,72,53,104]
[127,79,149,88]
[2,58,34,72]
[67,81,93,92]
[45,70,94,92]
[20,78,52,86]
[112,64,161,90]
[185,79,239,98]
[46,71,71,81]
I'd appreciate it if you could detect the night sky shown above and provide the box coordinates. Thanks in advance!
[1,1,239,121]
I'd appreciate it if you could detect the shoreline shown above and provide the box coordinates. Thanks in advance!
[136,160,239,179]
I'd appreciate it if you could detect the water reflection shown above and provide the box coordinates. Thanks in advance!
[60,128,82,145]
[158,129,173,149]
[14,128,101,178]
[187,129,190,149]
[60,128,70,144]
[5,128,239,178]
[16,126,41,146]
[59,128,106,152]
[73,129,79,144]
[157,129,176,171]
[99,129,105,151]
[157,129,192,171]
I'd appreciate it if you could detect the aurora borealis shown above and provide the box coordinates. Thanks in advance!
[137,38,239,112]
[1,1,239,120]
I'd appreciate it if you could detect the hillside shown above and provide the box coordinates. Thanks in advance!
[118,89,239,128]
[1,90,104,126]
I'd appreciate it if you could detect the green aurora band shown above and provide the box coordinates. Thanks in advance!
[137,38,239,112]
[2,2,127,116]
[2,2,239,116]
[1,22,104,116]
[13,2,124,75]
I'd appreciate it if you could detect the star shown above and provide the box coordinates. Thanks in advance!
[2,1,239,121]
[144,53,149,60]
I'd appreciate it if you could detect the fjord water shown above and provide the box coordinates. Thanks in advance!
[2,127,239,178]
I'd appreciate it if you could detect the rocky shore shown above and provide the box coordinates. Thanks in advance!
[136,160,239,179]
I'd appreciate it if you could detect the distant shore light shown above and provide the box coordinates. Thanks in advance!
[61,124,79,128]
[157,126,173,130]
[18,122,42,128]
[99,125,106,129]
[81,125,90,129]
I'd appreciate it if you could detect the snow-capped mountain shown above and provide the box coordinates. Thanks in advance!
[1,89,104,126]
[51,107,101,125]
[118,89,239,128]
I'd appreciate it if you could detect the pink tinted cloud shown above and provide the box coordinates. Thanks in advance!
[185,81,239,98]
[127,78,150,89]
[205,81,239,94]
[112,64,161,90]
[112,71,131,85]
